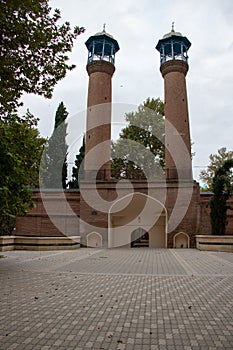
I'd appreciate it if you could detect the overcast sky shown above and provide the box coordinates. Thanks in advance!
[19,0,233,182]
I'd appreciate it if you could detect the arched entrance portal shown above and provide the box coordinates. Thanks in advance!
[108,192,167,248]
[131,228,149,248]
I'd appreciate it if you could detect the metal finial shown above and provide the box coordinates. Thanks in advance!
[172,21,175,31]
[103,23,106,32]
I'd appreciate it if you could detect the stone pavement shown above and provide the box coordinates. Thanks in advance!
[0,248,233,350]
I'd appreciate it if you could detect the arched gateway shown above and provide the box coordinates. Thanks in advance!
[108,192,167,248]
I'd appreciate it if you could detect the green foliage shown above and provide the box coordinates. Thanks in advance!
[111,98,165,179]
[0,0,85,116]
[0,113,45,235]
[54,101,68,129]
[41,102,68,189]
[0,215,15,236]
[0,1,84,233]
[200,147,233,191]
[55,102,68,188]
[210,159,233,235]
[68,136,85,189]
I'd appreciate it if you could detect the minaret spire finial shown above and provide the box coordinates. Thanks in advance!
[103,23,106,32]
[172,21,175,31]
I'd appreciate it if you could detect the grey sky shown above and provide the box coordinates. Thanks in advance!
[19,0,233,182]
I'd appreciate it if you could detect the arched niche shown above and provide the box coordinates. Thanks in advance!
[173,232,190,248]
[87,232,102,248]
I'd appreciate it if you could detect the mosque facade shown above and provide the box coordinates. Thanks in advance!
[12,28,233,251]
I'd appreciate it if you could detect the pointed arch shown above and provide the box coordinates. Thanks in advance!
[131,227,149,248]
[108,192,167,248]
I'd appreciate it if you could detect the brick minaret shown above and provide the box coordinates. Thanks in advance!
[84,28,120,180]
[156,26,192,181]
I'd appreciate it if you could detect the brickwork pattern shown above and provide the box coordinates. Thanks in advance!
[85,60,115,179]
[162,62,192,181]
[16,191,80,237]
[16,186,233,247]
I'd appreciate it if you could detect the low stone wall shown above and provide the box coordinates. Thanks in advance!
[0,236,15,251]
[0,236,80,252]
[196,235,233,252]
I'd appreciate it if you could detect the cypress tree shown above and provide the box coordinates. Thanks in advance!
[210,159,233,235]
[41,102,68,189]
[68,136,85,189]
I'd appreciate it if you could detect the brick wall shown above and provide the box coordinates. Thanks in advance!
[16,190,80,237]
[15,185,233,246]
[198,192,233,235]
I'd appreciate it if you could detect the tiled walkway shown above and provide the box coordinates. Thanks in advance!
[0,249,233,349]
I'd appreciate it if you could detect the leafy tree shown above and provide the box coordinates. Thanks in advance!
[200,147,233,191]
[0,113,45,235]
[41,102,68,189]
[111,98,165,179]
[68,136,85,189]
[0,0,84,116]
[210,159,233,235]
[0,1,84,233]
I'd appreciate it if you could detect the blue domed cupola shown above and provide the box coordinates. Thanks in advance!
[156,23,191,65]
[85,25,120,65]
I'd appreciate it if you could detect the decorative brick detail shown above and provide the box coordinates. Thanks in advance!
[160,59,189,77]
[86,60,115,76]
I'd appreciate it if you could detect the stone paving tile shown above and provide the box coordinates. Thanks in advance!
[170,249,233,275]
[54,249,187,275]
[0,249,233,349]
[0,249,100,272]
[2,248,233,276]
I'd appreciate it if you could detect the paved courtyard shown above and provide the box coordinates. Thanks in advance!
[0,248,233,349]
